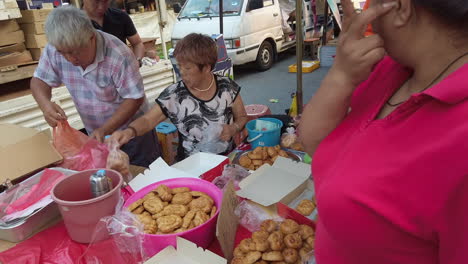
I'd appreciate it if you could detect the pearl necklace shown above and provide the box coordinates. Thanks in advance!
[192,75,214,92]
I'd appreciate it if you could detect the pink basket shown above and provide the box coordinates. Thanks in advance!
[123,178,223,257]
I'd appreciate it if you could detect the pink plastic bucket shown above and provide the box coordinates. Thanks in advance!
[124,177,223,257]
[51,169,123,243]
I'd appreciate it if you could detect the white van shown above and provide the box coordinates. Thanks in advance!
[171,0,314,70]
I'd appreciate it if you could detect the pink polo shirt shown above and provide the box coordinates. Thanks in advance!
[312,57,468,264]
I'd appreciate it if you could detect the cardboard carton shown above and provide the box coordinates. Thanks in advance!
[0,124,62,185]
[0,19,20,34]
[145,237,227,264]
[172,152,229,182]
[236,157,311,208]
[0,43,26,54]
[0,0,18,8]
[19,21,45,34]
[17,9,51,23]
[25,33,47,48]
[0,30,24,47]
[0,49,32,67]
[29,47,43,60]
[0,8,21,20]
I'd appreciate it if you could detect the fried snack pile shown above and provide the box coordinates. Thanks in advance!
[295,198,316,217]
[128,185,217,234]
[238,145,290,171]
[231,219,315,264]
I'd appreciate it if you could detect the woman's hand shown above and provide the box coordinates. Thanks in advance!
[219,124,237,142]
[107,128,135,147]
[331,0,397,87]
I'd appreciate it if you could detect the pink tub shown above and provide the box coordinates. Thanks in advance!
[124,177,223,257]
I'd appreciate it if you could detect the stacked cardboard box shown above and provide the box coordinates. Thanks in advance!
[0,19,33,67]
[17,9,51,60]
[0,0,21,20]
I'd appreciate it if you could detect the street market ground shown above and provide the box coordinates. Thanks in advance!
[234,51,330,115]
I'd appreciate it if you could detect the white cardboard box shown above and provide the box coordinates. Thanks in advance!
[172,152,228,177]
[236,157,311,207]
[144,237,226,264]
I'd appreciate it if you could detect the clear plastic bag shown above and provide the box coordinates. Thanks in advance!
[198,123,229,154]
[106,139,133,183]
[212,164,250,190]
[234,200,283,232]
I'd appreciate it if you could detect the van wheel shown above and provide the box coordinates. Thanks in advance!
[256,41,274,71]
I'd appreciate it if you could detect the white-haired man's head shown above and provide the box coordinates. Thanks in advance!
[45,6,97,68]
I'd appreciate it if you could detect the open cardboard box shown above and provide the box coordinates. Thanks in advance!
[0,124,62,187]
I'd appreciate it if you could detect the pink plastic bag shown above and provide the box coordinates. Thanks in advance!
[53,121,109,171]
[5,169,66,215]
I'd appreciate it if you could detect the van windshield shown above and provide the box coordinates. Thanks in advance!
[179,0,243,18]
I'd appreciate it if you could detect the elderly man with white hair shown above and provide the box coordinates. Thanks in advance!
[30,6,160,167]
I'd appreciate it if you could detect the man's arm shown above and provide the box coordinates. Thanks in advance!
[127,33,145,62]
[90,97,144,142]
[30,77,67,127]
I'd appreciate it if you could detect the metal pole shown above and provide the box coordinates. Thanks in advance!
[295,0,303,114]
[156,0,168,59]
[322,0,329,46]
[219,0,224,34]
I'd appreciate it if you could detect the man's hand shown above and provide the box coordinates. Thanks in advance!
[90,127,107,143]
[42,101,67,127]
[106,128,135,147]
[219,124,237,142]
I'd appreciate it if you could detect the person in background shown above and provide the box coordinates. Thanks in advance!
[82,0,146,66]
[30,6,160,167]
[299,0,468,263]
[110,33,248,161]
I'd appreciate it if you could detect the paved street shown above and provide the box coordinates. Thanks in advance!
[234,51,330,115]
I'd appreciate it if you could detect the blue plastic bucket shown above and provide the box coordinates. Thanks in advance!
[246,118,283,148]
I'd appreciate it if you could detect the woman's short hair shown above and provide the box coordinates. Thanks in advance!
[45,6,96,49]
[413,0,468,31]
[173,33,218,71]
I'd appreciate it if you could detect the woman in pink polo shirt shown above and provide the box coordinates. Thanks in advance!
[300,0,468,263]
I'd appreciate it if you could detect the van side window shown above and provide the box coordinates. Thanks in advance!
[247,0,263,11]
[263,0,273,6]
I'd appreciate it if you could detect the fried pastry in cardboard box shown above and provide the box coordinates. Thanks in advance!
[238,145,293,171]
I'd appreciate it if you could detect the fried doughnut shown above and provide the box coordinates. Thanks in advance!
[233,247,245,258]
[248,164,256,171]
[128,198,144,211]
[253,261,268,264]
[156,184,173,202]
[239,238,257,252]
[274,145,281,150]
[312,196,317,206]
[156,215,182,233]
[210,206,217,218]
[278,150,289,157]
[260,219,277,233]
[252,147,263,155]
[144,191,158,200]
[182,210,196,228]
[268,231,285,251]
[189,196,214,213]
[262,149,269,160]
[282,248,299,263]
[252,159,264,166]
[255,240,269,252]
[244,251,262,264]
[299,244,314,261]
[193,211,210,227]
[295,200,315,216]
[172,187,190,194]
[143,196,165,214]
[298,224,315,240]
[239,155,252,167]
[131,205,145,214]
[161,204,188,217]
[280,219,300,234]
[262,251,284,261]
[284,233,302,249]
[248,152,262,160]
[267,147,278,157]
[252,230,270,241]
[231,257,244,264]
[306,236,315,248]
[172,192,193,205]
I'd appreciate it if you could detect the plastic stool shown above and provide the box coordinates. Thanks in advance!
[156,122,178,165]
[235,104,272,145]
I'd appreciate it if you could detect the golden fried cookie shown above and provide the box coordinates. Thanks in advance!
[262,251,284,261]
[144,191,158,200]
[190,190,209,198]
[233,247,245,258]
[173,227,187,233]
[284,233,302,249]
[128,198,144,212]
[260,219,277,233]
[182,210,196,228]
[255,240,269,252]
[248,164,256,171]
[271,261,287,264]
[156,215,182,233]
[239,238,257,253]
[283,248,299,263]
[299,244,313,261]
[248,151,262,160]
[298,224,315,240]
[193,211,210,227]
[278,150,289,157]
[244,251,262,264]
[280,219,300,234]
[295,199,315,216]
[137,213,158,234]
[172,187,190,194]
[239,155,252,167]
[306,236,315,248]
[267,147,278,157]
[274,145,281,151]
[189,196,214,213]
[253,147,263,155]
[143,196,165,214]
[131,205,145,214]
[161,204,188,217]
[210,206,217,218]
[231,257,244,264]
[156,184,173,202]
[172,192,193,205]
[262,149,269,160]
[188,221,196,229]
[252,230,270,242]
[252,159,263,166]
[268,231,285,251]
[253,261,268,264]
